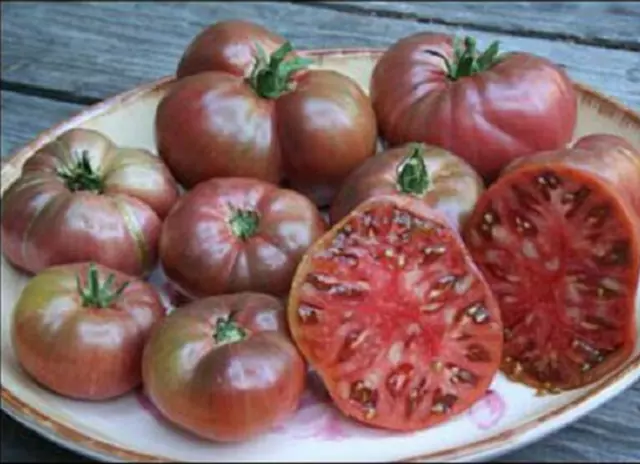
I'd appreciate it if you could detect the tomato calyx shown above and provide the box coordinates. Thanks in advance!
[76,263,130,309]
[247,41,314,99]
[57,150,104,194]
[396,143,431,196]
[426,36,501,81]
[214,318,249,345]
[228,206,260,240]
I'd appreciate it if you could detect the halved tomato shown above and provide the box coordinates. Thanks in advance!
[288,195,503,431]
[463,134,640,392]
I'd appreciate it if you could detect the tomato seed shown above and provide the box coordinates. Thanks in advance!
[537,171,561,189]
[466,303,490,324]
[451,367,477,385]
[421,302,443,313]
[514,215,538,236]
[521,239,540,259]
[298,304,321,324]
[350,381,378,412]
[431,391,457,414]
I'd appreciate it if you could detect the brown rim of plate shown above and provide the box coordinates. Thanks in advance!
[1,48,639,463]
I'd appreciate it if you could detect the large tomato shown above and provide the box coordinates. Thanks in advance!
[330,142,484,229]
[1,128,179,277]
[159,177,327,299]
[370,33,577,181]
[12,262,165,400]
[288,195,503,431]
[142,292,305,442]
[463,134,640,392]
[156,22,378,205]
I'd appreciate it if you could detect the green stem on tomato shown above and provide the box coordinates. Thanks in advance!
[76,263,129,309]
[425,36,502,81]
[57,150,104,194]
[214,318,248,345]
[396,143,431,196]
[246,41,314,99]
[228,206,260,241]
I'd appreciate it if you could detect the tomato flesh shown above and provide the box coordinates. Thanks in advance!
[464,166,639,392]
[288,196,503,431]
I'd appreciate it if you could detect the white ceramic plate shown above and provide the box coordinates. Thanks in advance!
[1,49,639,463]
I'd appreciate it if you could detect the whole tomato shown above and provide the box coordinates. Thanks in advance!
[142,292,305,442]
[1,128,179,277]
[159,177,327,299]
[330,142,485,229]
[12,262,166,400]
[156,22,378,205]
[370,34,577,181]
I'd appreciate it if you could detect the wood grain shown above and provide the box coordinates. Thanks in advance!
[312,2,640,50]
[1,2,639,109]
[1,91,84,157]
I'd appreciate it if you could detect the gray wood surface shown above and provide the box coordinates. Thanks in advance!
[1,2,639,109]
[1,2,640,462]
[314,1,640,50]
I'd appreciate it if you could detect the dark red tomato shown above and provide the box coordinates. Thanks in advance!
[142,292,305,442]
[159,177,327,299]
[330,142,484,229]
[370,33,577,181]
[463,134,640,393]
[156,34,377,205]
[176,20,288,80]
[12,262,165,400]
[1,128,179,277]
[287,195,503,431]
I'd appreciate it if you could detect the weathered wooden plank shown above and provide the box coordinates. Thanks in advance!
[1,2,639,110]
[1,91,85,157]
[312,2,640,50]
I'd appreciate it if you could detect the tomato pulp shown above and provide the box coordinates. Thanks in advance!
[464,134,640,392]
[288,195,503,431]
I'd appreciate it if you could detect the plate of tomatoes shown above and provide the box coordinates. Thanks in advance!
[1,20,639,463]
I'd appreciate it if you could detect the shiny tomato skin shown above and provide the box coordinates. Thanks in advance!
[157,22,378,201]
[159,177,327,299]
[11,263,166,401]
[330,143,484,228]
[288,195,503,431]
[370,33,577,181]
[176,20,290,80]
[276,70,378,205]
[155,72,281,188]
[1,129,179,277]
[463,134,639,392]
[142,292,305,442]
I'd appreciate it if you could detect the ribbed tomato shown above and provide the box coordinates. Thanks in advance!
[142,292,305,442]
[12,262,165,400]
[159,177,326,299]
[288,195,503,431]
[463,134,639,392]
[330,142,484,229]
[156,21,377,205]
[1,128,179,277]
[370,33,577,181]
